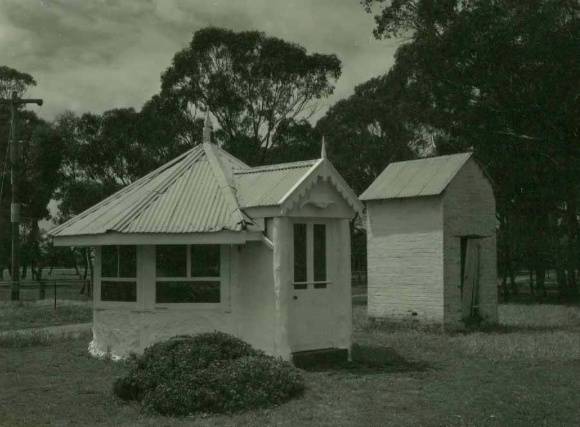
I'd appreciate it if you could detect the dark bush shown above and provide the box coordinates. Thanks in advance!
[113,332,305,416]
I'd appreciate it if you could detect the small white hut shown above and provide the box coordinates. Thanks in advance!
[360,153,498,326]
[49,118,362,360]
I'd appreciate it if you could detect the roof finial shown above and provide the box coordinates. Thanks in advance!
[321,135,327,159]
[203,113,213,144]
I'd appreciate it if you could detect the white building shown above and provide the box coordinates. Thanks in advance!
[360,153,498,326]
[49,118,362,360]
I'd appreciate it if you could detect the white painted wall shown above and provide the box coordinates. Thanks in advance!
[366,197,445,321]
[235,241,277,354]
[443,159,498,324]
[89,177,355,360]
[91,244,281,359]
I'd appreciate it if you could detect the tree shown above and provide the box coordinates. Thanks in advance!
[161,27,341,165]
[317,69,427,195]
[363,0,580,298]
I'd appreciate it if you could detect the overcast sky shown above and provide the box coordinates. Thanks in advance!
[0,0,400,121]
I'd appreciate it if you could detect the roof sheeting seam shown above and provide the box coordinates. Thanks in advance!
[49,146,201,236]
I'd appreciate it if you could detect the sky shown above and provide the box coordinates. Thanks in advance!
[0,0,400,122]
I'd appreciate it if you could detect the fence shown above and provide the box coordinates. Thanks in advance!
[0,279,92,308]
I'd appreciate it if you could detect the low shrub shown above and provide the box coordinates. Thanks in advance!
[113,332,305,416]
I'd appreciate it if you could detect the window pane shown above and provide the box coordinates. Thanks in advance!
[313,224,327,281]
[190,245,220,277]
[156,281,220,303]
[101,246,118,277]
[119,246,137,278]
[101,281,136,302]
[293,223,307,282]
[156,245,187,277]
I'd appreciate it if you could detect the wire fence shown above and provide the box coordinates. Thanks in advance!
[0,279,92,308]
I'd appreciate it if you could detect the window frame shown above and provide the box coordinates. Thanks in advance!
[291,220,330,289]
[97,245,138,306]
[155,244,227,308]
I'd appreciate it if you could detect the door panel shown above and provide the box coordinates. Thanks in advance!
[462,239,481,318]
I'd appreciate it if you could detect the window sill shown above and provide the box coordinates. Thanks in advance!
[94,302,138,310]
[292,281,332,290]
[154,303,224,311]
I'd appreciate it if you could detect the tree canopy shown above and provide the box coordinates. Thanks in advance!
[363,0,580,296]
[161,27,341,165]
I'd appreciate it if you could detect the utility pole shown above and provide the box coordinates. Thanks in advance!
[0,91,43,301]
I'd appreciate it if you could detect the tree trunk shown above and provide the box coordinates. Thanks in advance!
[565,187,578,291]
[72,250,81,278]
[87,248,94,297]
[536,266,547,300]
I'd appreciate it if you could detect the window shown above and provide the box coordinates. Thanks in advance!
[313,224,326,282]
[293,224,307,283]
[100,245,137,302]
[155,245,221,304]
[156,245,187,277]
[293,223,328,289]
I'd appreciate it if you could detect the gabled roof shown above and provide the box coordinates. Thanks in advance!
[233,160,319,208]
[359,153,473,201]
[49,144,251,237]
[233,159,363,215]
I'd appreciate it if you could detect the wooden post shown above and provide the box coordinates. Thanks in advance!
[0,91,43,302]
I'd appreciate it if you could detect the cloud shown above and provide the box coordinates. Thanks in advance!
[0,0,400,121]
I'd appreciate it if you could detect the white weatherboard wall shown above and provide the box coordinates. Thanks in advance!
[90,243,280,359]
[443,159,498,324]
[366,197,444,321]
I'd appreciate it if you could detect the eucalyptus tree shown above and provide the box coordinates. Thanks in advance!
[161,27,341,165]
[363,0,580,296]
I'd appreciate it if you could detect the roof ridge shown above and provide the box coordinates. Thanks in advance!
[392,152,471,166]
[111,147,205,232]
[49,145,201,236]
[233,159,318,174]
[203,143,246,228]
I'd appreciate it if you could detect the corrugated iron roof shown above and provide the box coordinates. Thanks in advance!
[359,153,472,201]
[50,141,361,240]
[233,160,319,208]
[49,144,251,237]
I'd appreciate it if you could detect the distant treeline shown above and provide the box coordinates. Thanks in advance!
[1,1,578,300]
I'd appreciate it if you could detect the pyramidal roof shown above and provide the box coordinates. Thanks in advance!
[360,153,473,201]
[50,131,363,242]
[50,143,251,237]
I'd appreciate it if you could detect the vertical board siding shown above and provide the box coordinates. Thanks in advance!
[443,159,498,325]
[367,198,444,321]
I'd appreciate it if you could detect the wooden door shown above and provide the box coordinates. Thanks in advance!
[462,239,481,319]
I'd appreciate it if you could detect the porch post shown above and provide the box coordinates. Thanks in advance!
[272,217,292,360]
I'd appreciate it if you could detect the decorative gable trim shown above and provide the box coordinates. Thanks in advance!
[279,159,363,217]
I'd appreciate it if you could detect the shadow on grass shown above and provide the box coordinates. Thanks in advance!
[298,344,431,374]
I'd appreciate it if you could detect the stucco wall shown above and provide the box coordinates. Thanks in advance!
[235,241,277,354]
[443,159,498,324]
[89,176,355,360]
[366,197,444,321]
[90,243,280,359]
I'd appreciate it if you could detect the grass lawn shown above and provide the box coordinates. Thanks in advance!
[0,301,92,332]
[1,305,579,427]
